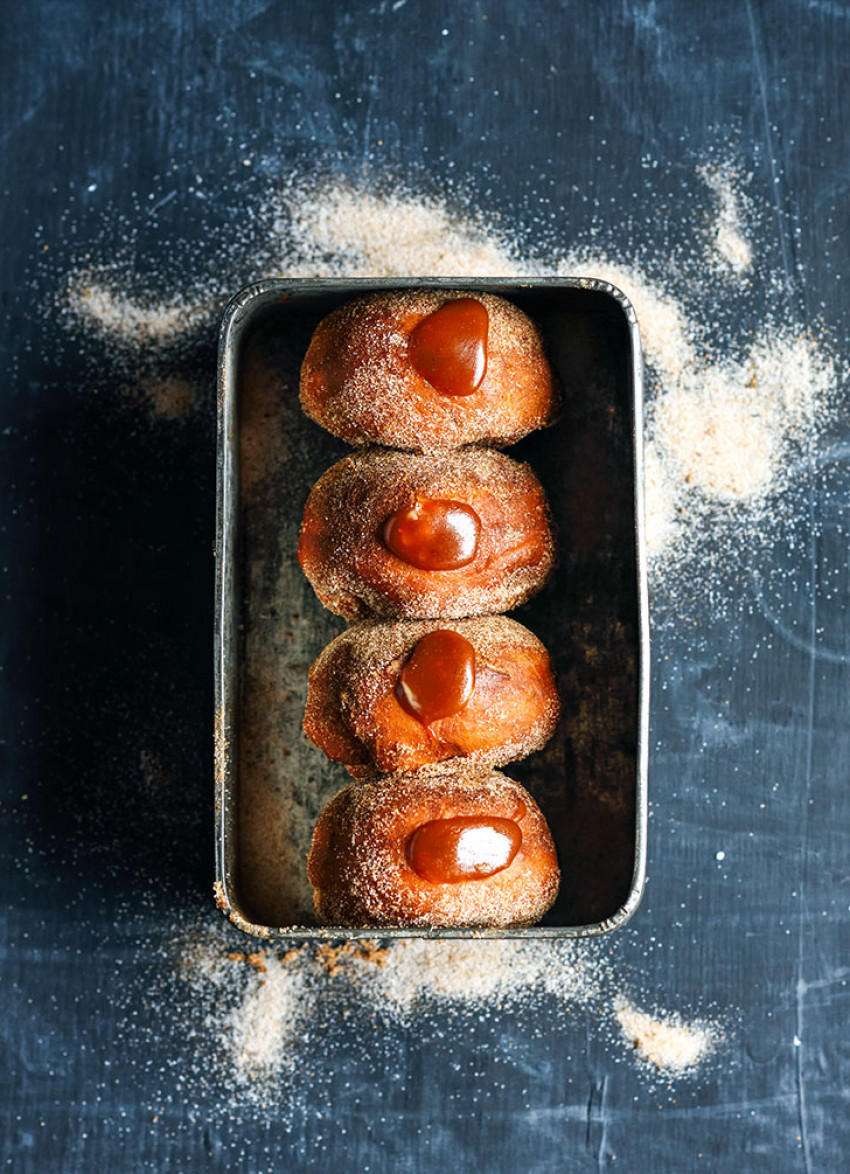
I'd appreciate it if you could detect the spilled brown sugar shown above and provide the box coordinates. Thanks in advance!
[173,927,723,1100]
[614,997,721,1077]
[63,269,216,346]
[698,159,754,275]
[178,929,603,1088]
[279,184,527,279]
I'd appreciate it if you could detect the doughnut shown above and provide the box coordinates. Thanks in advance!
[303,616,560,776]
[297,446,555,620]
[307,767,560,928]
[299,289,559,450]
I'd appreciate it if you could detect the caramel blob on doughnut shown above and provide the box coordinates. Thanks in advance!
[382,499,481,571]
[297,447,555,621]
[299,289,559,450]
[406,814,523,883]
[408,297,489,396]
[307,768,560,928]
[303,616,560,776]
[396,629,477,725]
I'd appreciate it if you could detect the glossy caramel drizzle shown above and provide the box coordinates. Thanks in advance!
[396,629,476,725]
[406,815,523,883]
[382,499,481,570]
[408,298,489,396]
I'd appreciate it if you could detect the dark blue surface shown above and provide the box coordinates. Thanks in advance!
[2,2,850,1169]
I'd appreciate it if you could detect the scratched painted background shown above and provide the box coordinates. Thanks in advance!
[2,1,850,1170]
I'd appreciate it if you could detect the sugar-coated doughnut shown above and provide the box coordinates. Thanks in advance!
[307,767,560,928]
[304,616,560,776]
[299,289,559,450]
[297,446,555,621]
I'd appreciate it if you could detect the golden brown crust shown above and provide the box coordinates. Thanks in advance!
[307,767,560,928]
[304,616,560,776]
[300,289,559,450]
[297,446,556,621]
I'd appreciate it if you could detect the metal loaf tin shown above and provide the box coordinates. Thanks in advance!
[215,277,648,940]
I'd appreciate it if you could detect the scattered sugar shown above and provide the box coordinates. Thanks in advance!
[699,161,754,274]
[131,375,198,419]
[221,952,310,1086]
[135,922,724,1114]
[276,182,527,279]
[614,997,721,1076]
[549,251,841,593]
[643,439,680,563]
[178,930,313,1097]
[558,254,698,386]
[63,268,215,346]
[655,361,778,501]
[174,933,728,1098]
[344,937,601,1018]
[58,163,844,1097]
[172,929,607,1103]
[651,329,835,505]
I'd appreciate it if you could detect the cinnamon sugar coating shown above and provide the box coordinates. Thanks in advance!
[307,767,560,928]
[300,289,559,450]
[304,616,560,776]
[297,446,556,620]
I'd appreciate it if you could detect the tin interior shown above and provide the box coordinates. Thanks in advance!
[215,278,648,940]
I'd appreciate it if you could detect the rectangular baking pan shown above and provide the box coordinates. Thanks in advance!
[215,277,648,939]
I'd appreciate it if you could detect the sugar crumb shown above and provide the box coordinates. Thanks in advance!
[614,997,720,1075]
[699,160,754,275]
[63,269,215,346]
